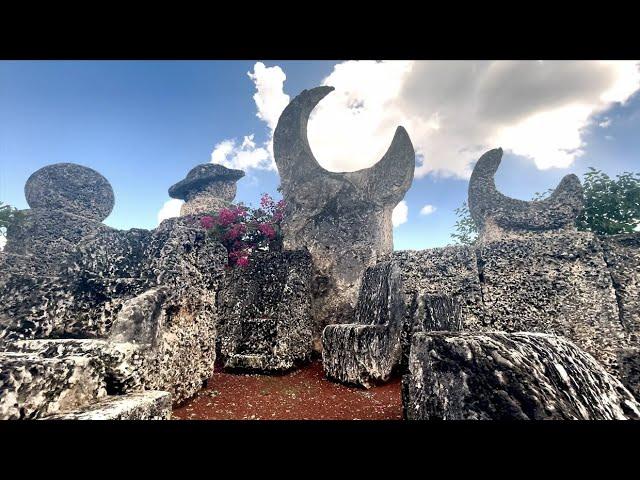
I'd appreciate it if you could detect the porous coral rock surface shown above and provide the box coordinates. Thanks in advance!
[403,331,640,420]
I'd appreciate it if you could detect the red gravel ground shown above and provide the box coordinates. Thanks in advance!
[172,360,403,420]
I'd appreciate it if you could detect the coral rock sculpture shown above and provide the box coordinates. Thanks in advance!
[468,148,584,241]
[274,86,415,348]
[403,331,640,420]
[322,260,405,388]
[0,163,228,418]
[168,163,245,216]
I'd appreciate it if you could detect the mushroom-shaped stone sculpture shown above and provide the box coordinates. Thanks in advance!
[168,164,245,216]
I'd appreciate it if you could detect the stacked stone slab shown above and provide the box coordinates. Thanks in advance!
[476,230,626,374]
[0,351,106,419]
[216,249,314,372]
[403,332,640,420]
[322,260,405,388]
[273,86,415,351]
[44,391,172,420]
[393,247,478,367]
[0,163,230,418]
[398,293,464,369]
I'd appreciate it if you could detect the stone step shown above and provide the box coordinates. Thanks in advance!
[42,391,172,420]
[7,338,146,394]
[0,352,106,420]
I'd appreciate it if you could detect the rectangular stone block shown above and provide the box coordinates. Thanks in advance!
[601,233,640,335]
[477,231,627,375]
[42,391,172,420]
[7,339,147,394]
[0,352,106,420]
[403,331,640,420]
[393,246,482,328]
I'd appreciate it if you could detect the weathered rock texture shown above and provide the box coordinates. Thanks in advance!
[43,391,172,420]
[476,230,627,374]
[274,86,415,349]
[168,163,244,216]
[602,233,640,336]
[322,261,405,388]
[7,339,147,394]
[1,163,229,413]
[468,148,584,241]
[403,331,640,420]
[216,249,314,371]
[0,352,106,419]
[618,348,640,400]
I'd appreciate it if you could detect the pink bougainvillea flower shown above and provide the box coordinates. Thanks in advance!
[217,208,236,227]
[224,223,245,241]
[260,193,273,209]
[202,195,285,268]
[258,222,276,240]
[236,256,250,267]
[200,215,215,230]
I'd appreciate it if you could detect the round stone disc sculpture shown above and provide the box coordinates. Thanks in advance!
[25,163,115,221]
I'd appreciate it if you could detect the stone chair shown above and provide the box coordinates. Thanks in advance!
[216,249,314,372]
[322,260,405,388]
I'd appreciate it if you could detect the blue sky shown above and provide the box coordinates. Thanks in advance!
[1,60,639,250]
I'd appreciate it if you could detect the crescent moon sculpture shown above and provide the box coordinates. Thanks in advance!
[468,148,584,237]
[273,86,415,349]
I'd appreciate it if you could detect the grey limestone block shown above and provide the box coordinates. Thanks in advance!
[476,230,627,376]
[601,233,640,336]
[0,352,106,420]
[42,391,172,420]
[618,348,640,400]
[393,247,482,330]
[403,331,640,420]
[7,339,147,395]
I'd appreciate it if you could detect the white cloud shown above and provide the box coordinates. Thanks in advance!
[0,236,6,251]
[301,60,640,178]
[248,62,291,131]
[210,135,271,171]
[209,62,289,172]
[420,204,436,216]
[599,118,612,128]
[392,201,409,227]
[157,199,183,224]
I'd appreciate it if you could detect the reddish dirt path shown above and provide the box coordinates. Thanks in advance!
[172,360,403,420]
